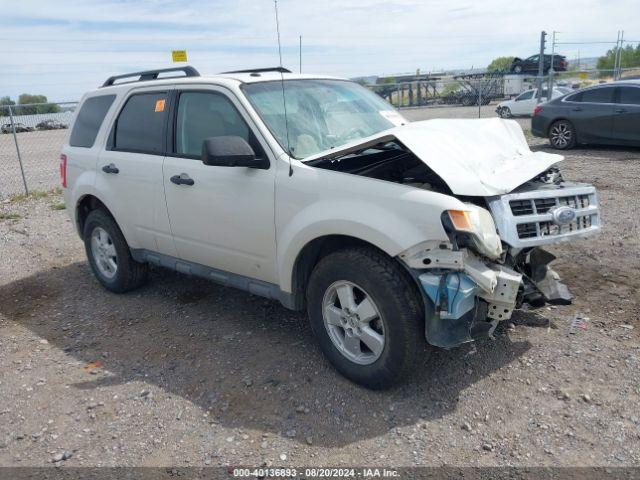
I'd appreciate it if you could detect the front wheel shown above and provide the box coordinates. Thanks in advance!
[306,247,424,389]
[549,120,576,149]
[499,106,512,118]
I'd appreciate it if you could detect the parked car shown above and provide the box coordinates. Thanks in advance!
[1,122,34,133]
[511,54,567,74]
[36,119,68,130]
[496,87,571,117]
[62,66,600,388]
[532,80,640,149]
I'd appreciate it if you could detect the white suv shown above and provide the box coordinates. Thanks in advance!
[62,66,601,388]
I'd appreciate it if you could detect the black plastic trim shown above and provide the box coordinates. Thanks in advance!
[130,248,296,309]
[101,66,200,87]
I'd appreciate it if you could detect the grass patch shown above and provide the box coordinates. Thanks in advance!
[0,213,21,220]
[8,188,61,203]
[51,202,66,210]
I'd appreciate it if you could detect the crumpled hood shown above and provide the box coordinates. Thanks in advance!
[304,118,563,196]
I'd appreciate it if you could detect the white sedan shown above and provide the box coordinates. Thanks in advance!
[496,87,572,118]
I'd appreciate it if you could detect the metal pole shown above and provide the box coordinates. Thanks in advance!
[618,30,625,79]
[299,35,302,73]
[7,105,29,195]
[536,31,546,104]
[547,31,556,101]
[614,31,621,80]
[478,79,482,118]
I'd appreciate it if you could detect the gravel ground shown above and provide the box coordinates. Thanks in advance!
[1,139,639,469]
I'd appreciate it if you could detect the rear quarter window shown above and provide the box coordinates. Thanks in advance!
[69,95,116,148]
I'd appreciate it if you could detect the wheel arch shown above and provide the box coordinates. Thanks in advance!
[76,194,125,240]
[286,234,422,312]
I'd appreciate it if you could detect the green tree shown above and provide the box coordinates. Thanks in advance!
[597,44,640,71]
[17,93,60,114]
[487,56,515,73]
[0,96,15,106]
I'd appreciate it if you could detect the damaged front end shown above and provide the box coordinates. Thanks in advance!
[399,179,600,348]
[400,242,575,349]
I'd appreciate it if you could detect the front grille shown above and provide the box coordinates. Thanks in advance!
[489,183,600,248]
[509,194,590,216]
[517,214,594,239]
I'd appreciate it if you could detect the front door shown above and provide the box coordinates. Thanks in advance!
[612,86,640,145]
[162,88,277,283]
[512,90,536,115]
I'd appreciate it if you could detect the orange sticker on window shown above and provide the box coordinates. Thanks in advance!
[155,99,166,112]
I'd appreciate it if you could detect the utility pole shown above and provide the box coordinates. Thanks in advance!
[299,35,302,73]
[616,30,625,79]
[614,31,621,79]
[547,31,557,101]
[536,30,547,104]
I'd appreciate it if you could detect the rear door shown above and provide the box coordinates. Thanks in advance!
[612,85,640,145]
[97,88,176,256]
[162,86,277,283]
[563,86,615,143]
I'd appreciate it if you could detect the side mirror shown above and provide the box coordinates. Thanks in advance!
[201,136,268,169]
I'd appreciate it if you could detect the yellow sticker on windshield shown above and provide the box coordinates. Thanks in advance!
[155,99,166,112]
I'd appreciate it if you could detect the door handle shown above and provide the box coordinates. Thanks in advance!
[170,173,195,186]
[102,163,119,174]
[571,107,582,112]
[615,108,627,114]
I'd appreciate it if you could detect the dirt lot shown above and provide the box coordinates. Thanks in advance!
[1,141,639,469]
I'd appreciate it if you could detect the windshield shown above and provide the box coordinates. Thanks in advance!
[242,79,403,158]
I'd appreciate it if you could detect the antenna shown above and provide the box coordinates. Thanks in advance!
[274,0,294,176]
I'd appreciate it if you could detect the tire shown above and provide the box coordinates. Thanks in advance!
[513,64,523,74]
[306,246,424,389]
[548,119,576,150]
[499,107,512,118]
[83,209,148,293]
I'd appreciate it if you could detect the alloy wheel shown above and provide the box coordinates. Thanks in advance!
[322,280,386,365]
[90,227,118,279]
[550,122,572,148]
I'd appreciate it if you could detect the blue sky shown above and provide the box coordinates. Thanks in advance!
[1,0,638,101]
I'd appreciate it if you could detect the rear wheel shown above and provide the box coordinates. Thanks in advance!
[549,120,576,149]
[83,209,148,293]
[513,64,523,74]
[306,246,424,389]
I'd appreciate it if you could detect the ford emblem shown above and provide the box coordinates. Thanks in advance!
[551,206,577,225]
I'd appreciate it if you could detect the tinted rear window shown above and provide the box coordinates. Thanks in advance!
[618,86,640,105]
[579,87,615,104]
[113,92,167,154]
[69,95,116,148]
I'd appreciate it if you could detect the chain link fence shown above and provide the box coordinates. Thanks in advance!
[0,102,77,197]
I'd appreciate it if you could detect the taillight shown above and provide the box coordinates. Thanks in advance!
[59,154,67,188]
[533,105,542,117]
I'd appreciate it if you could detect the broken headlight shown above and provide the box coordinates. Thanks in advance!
[442,206,502,259]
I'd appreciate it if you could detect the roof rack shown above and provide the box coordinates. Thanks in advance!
[220,67,292,75]
[101,66,200,87]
